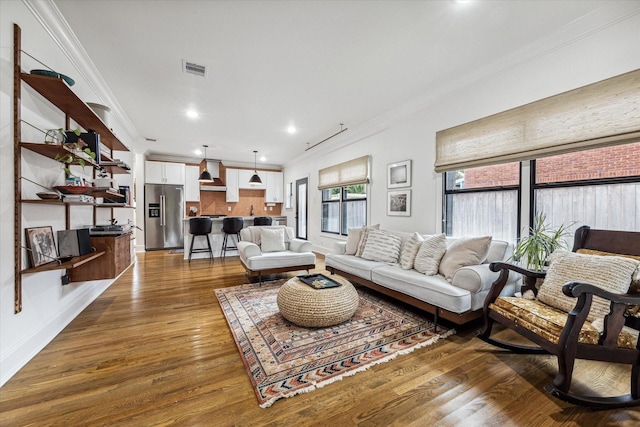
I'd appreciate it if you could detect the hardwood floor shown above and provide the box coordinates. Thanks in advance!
[1,251,638,426]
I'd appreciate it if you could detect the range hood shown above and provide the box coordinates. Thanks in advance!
[199,160,226,190]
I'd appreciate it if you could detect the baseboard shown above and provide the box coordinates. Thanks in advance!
[0,279,113,387]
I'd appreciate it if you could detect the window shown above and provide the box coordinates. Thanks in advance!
[443,162,520,242]
[322,185,367,235]
[533,142,640,234]
[319,156,370,236]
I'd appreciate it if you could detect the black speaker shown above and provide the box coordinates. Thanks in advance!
[57,229,92,257]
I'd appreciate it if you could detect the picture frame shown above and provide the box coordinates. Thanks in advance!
[387,190,411,217]
[387,160,411,189]
[25,226,58,267]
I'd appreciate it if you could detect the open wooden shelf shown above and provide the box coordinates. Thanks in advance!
[20,251,105,275]
[20,73,128,152]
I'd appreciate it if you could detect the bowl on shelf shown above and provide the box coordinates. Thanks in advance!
[36,192,61,200]
[30,69,75,86]
[53,185,93,195]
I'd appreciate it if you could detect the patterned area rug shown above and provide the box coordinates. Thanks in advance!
[215,279,455,408]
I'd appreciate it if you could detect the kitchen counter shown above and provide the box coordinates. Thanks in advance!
[182,216,287,260]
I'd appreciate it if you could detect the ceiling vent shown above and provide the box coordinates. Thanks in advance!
[183,60,206,77]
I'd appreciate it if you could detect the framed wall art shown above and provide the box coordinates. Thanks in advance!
[25,226,58,267]
[387,190,411,217]
[387,160,411,188]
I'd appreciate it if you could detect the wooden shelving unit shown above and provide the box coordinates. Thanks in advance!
[13,23,131,313]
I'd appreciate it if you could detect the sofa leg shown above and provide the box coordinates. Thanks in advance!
[433,308,439,333]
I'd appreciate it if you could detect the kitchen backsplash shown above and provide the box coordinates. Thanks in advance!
[190,189,282,217]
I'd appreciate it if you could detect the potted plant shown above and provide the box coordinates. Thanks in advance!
[512,211,574,271]
[47,129,96,178]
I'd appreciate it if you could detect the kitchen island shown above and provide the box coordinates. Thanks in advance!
[182,216,287,260]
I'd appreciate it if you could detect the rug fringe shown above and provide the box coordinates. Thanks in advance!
[259,326,456,408]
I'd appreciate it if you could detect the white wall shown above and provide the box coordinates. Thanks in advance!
[0,1,136,386]
[284,7,640,255]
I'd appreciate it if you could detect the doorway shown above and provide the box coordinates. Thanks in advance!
[295,177,308,240]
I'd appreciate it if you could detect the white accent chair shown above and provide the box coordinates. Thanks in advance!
[237,226,315,283]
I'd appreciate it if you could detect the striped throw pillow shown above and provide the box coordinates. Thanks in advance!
[399,232,424,270]
[414,234,447,275]
[360,229,402,263]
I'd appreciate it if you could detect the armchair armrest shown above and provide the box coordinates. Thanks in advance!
[289,238,313,253]
[332,241,347,255]
[237,241,262,259]
[561,281,640,348]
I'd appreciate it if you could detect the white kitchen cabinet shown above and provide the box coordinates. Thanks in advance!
[145,161,185,185]
[238,169,266,190]
[265,171,284,203]
[226,168,239,202]
[185,165,200,201]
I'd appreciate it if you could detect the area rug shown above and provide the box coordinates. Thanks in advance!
[214,279,455,408]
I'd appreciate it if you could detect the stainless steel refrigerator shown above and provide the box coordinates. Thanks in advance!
[145,184,184,250]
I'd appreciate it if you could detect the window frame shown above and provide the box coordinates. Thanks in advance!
[442,164,522,240]
[321,185,368,236]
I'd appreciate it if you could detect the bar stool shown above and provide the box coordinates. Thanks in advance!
[253,216,272,226]
[188,217,214,262]
[221,217,244,258]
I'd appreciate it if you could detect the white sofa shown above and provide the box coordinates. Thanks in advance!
[325,230,517,326]
[237,226,316,282]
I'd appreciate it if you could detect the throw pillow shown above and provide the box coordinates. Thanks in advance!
[360,229,402,263]
[438,236,492,282]
[414,234,447,275]
[355,224,380,257]
[538,250,639,323]
[576,248,640,294]
[260,228,286,253]
[399,232,425,270]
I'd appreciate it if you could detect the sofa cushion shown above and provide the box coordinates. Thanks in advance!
[414,233,446,275]
[361,229,402,263]
[325,254,387,282]
[242,250,316,271]
[399,232,424,270]
[538,250,638,323]
[371,265,471,313]
[260,228,286,252]
[438,236,492,282]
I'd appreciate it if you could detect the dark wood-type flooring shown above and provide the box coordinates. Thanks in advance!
[1,251,639,426]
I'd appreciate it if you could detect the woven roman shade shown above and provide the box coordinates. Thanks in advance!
[318,155,370,189]
[434,69,640,173]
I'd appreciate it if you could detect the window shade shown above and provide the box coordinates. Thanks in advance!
[434,69,640,173]
[318,155,370,189]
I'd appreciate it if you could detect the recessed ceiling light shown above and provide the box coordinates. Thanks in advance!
[287,125,296,134]
[260,156,266,162]
[194,149,202,156]
[186,109,199,119]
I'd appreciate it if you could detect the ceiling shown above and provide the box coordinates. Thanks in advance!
[53,0,613,166]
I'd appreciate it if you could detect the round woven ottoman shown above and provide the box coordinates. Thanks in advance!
[277,275,359,327]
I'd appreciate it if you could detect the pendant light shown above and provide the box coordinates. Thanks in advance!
[249,150,262,185]
[198,145,213,182]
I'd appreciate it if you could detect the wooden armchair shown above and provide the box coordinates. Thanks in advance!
[477,226,640,408]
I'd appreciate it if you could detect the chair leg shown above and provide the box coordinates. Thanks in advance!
[189,234,196,262]
[221,234,227,258]
[205,235,213,262]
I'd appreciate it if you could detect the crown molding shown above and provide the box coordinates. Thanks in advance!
[23,0,141,150]
[285,3,640,168]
